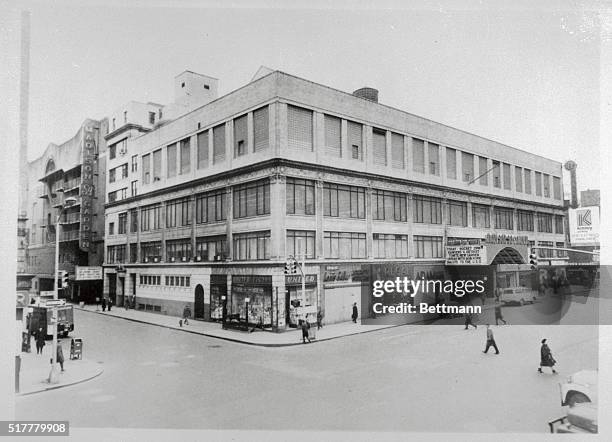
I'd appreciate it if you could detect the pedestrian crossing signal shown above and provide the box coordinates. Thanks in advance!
[529,249,538,270]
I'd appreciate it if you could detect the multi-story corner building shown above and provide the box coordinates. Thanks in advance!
[25,119,108,303]
[103,68,566,329]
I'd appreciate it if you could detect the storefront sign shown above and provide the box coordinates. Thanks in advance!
[75,266,103,281]
[323,264,369,287]
[285,274,317,286]
[446,244,487,265]
[484,234,529,245]
[232,275,272,286]
[568,206,600,245]
[80,123,97,252]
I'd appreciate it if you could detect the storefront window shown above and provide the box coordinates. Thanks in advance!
[230,276,272,327]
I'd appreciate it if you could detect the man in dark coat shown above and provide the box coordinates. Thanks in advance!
[35,327,45,354]
[482,324,499,354]
[539,339,557,374]
[301,318,311,343]
[316,310,323,330]
[494,303,507,325]
[352,302,358,323]
[464,312,477,330]
[101,298,107,312]
[107,298,113,311]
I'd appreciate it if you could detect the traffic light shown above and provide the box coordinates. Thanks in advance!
[529,248,538,270]
[61,271,69,288]
[284,258,297,274]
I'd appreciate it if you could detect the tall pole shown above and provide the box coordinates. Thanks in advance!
[49,213,60,383]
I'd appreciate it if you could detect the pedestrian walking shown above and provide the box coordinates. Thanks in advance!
[56,341,65,372]
[495,303,507,325]
[35,327,45,354]
[352,302,358,323]
[124,297,129,310]
[301,318,311,343]
[107,298,113,311]
[183,304,191,325]
[538,339,557,374]
[316,309,323,330]
[482,324,499,354]
[101,298,106,312]
[464,312,477,330]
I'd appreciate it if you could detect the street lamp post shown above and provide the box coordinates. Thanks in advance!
[48,196,76,384]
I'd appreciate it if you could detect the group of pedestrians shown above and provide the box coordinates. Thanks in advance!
[464,300,558,373]
[99,297,113,312]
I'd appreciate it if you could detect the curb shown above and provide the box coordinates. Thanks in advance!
[74,307,406,347]
[17,364,104,397]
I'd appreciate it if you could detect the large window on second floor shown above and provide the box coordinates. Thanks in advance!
[413,195,442,224]
[233,180,270,219]
[195,189,226,224]
[324,232,366,259]
[286,178,315,215]
[140,241,162,262]
[494,207,514,230]
[447,200,468,227]
[472,204,490,228]
[195,235,227,261]
[166,198,191,228]
[372,190,407,222]
[414,235,443,258]
[322,183,365,219]
[233,231,270,260]
[373,234,408,259]
[166,239,192,261]
[140,204,161,231]
[286,230,315,259]
[537,213,553,233]
[517,210,534,231]
[107,244,126,264]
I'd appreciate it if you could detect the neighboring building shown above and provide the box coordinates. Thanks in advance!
[25,119,108,303]
[103,68,566,329]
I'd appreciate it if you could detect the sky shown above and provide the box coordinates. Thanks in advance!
[1,0,605,195]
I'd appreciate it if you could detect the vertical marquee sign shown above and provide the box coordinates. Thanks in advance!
[80,123,96,252]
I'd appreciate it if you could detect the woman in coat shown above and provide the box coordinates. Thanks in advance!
[539,339,557,374]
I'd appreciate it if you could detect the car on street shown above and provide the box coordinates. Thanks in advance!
[560,369,598,407]
[499,287,537,306]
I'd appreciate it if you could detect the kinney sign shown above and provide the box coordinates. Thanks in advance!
[80,123,96,252]
[568,206,600,245]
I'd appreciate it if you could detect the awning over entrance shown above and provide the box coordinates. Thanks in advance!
[490,247,525,265]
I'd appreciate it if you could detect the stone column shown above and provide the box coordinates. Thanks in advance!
[269,174,286,260]
[225,187,233,260]
[366,185,373,259]
[316,180,325,259]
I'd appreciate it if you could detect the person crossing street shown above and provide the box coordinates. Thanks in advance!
[482,324,499,354]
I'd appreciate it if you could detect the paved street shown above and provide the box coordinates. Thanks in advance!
[16,308,597,432]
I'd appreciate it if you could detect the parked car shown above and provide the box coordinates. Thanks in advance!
[549,403,597,433]
[499,287,537,306]
[560,369,598,407]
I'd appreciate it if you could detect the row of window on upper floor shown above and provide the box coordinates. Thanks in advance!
[106,230,568,264]
[106,178,565,236]
[108,103,560,201]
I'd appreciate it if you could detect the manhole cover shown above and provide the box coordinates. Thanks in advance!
[207,345,221,348]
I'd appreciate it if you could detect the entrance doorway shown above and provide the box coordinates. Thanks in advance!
[108,274,117,305]
[194,284,204,320]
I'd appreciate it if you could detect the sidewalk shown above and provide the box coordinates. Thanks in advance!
[17,342,104,396]
[74,304,396,346]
